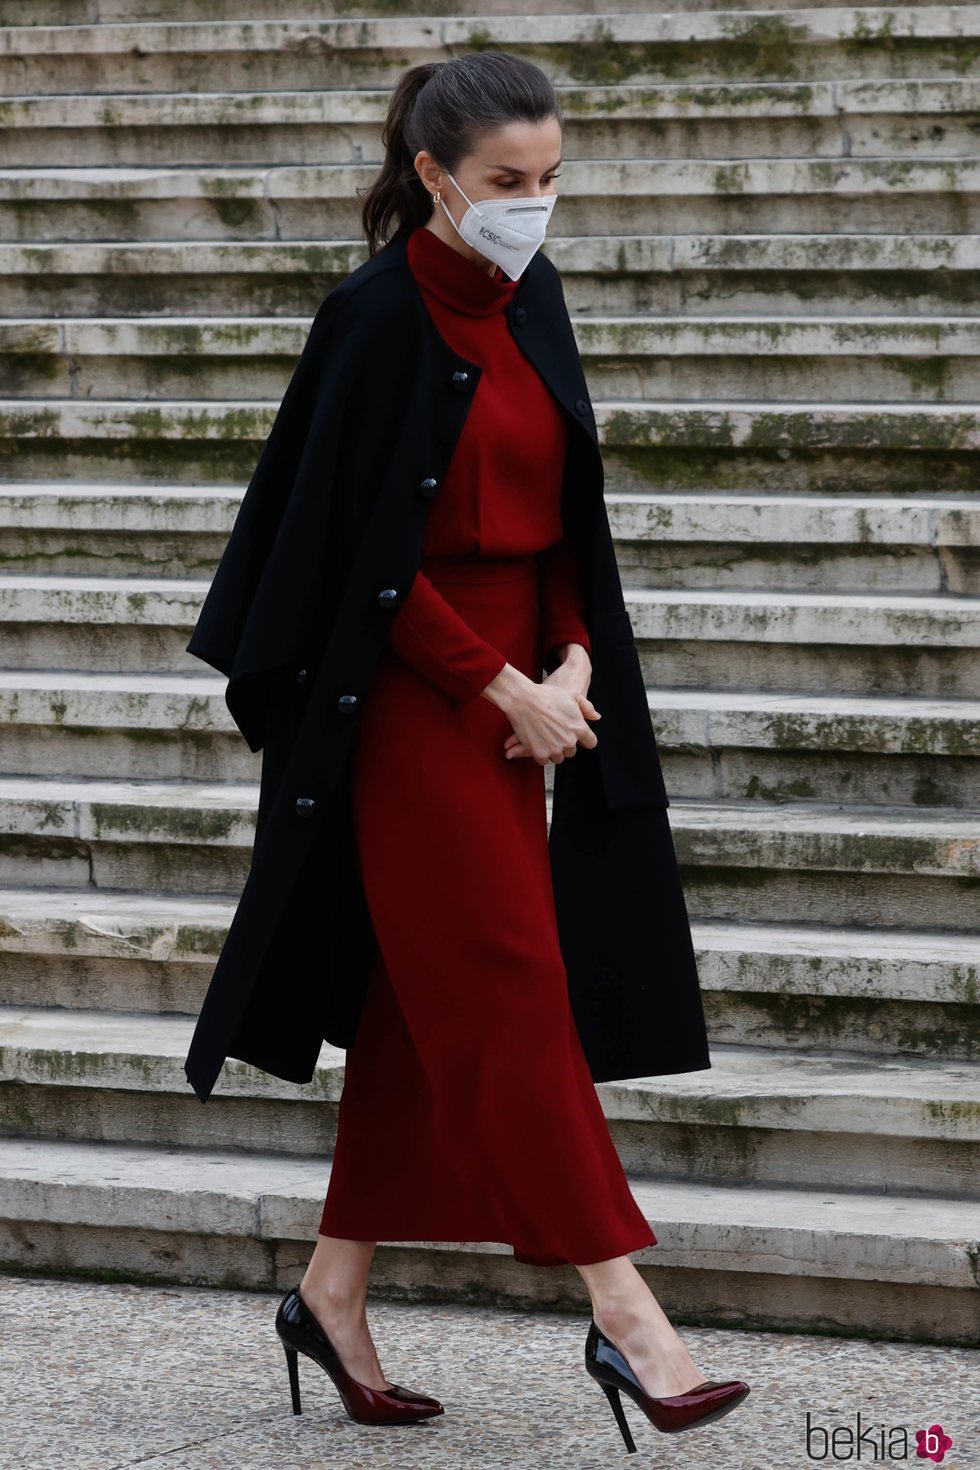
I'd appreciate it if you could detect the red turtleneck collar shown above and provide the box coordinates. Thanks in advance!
[407,224,520,318]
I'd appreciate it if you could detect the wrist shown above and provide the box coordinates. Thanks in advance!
[551,641,591,669]
[481,661,533,712]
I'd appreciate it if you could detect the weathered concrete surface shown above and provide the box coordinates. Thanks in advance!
[2,1272,977,1470]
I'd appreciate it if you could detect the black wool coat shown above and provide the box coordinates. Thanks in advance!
[183,222,711,1104]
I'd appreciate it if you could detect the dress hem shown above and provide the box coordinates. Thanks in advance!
[315,1225,658,1270]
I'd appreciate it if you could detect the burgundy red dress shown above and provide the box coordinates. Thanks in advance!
[317,224,657,1267]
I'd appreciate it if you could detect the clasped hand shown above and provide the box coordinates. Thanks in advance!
[488,646,600,766]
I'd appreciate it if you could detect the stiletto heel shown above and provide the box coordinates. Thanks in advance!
[282,1346,301,1411]
[283,1344,302,1415]
[275,1284,444,1426]
[585,1317,750,1449]
[601,1381,637,1454]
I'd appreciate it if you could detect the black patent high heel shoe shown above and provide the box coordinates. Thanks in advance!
[585,1318,750,1453]
[275,1285,444,1426]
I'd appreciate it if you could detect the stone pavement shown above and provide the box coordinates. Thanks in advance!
[3,1272,976,1470]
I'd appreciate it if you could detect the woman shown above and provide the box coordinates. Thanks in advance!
[190,50,750,1453]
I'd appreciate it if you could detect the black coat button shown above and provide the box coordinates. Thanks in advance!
[295,796,316,817]
[418,476,439,497]
[575,398,590,416]
[514,306,526,325]
[451,370,471,391]
[337,693,358,715]
[295,667,307,683]
[378,587,399,609]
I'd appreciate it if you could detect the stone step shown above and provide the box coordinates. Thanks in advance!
[1,887,975,1057]
[0,1134,975,1342]
[2,158,977,240]
[1,12,976,98]
[1,1007,978,1195]
[5,315,980,403]
[630,585,980,645]
[0,668,978,811]
[1,485,978,590]
[692,917,980,1057]
[0,779,977,927]
[3,79,977,166]
[1,235,974,318]
[0,670,251,780]
[609,492,980,596]
[630,585,980,696]
[1,573,977,691]
[1,399,976,492]
[0,575,207,672]
[676,799,980,932]
[0,774,257,894]
[0,482,238,578]
[1,0,943,24]
[650,687,980,808]
[0,885,234,1015]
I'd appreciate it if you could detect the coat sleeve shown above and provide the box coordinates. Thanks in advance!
[540,529,592,669]
[387,570,508,704]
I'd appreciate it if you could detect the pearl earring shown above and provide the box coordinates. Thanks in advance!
[433,191,441,204]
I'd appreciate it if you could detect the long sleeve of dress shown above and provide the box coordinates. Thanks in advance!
[540,533,592,669]
[388,569,509,705]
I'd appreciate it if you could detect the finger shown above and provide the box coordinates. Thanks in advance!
[573,713,599,743]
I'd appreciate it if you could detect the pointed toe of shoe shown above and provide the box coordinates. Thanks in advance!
[384,1384,445,1415]
[664,1378,750,1405]
[655,1378,751,1432]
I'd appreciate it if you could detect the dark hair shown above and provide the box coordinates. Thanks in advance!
[359,52,563,257]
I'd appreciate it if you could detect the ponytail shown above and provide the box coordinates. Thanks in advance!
[360,63,439,258]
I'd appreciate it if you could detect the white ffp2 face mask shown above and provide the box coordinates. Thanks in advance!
[439,171,557,281]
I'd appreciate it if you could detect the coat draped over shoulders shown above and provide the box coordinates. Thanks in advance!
[183,225,711,1105]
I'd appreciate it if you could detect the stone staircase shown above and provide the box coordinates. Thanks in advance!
[0,2,977,1347]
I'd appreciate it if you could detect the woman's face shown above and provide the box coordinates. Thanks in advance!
[416,116,563,273]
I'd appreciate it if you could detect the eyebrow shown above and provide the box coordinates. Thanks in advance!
[484,159,563,174]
